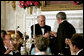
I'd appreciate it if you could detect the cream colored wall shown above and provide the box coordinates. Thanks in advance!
[1,1,6,30]
[1,1,25,33]
[6,1,25,33]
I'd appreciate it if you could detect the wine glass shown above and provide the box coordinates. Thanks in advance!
[65,38,69,48]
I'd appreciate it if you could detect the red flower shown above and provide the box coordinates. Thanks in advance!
[73,1,79,5]
[19,1,25,8]
[25,2,28,7]
[19,1,40,9]
[19,3,24,8]
[34,1,39,6]
[19,1,25,5]
[26,1,33,6]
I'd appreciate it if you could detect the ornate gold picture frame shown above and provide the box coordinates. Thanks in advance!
[40,1,83,11]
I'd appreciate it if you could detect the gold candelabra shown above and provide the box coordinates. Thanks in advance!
[7,1,16,11]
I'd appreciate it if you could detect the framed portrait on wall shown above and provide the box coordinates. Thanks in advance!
[40,1,83,11]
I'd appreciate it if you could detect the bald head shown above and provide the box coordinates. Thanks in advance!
[37,15,46,19]
[37,15,46,27]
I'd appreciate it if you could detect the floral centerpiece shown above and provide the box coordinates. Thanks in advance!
[19,1,41,14]
[19,1,41,9]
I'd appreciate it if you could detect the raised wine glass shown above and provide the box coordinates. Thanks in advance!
[65,38,69,48]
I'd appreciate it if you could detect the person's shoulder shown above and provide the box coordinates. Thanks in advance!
[31,24,38,27]
[58,21,68,29]
[60,20,72,26]
[45,25,51,28]
[60,20,68,25]
[64,21,75,28]
[63,20,72,25]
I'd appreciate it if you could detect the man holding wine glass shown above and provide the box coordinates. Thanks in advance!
[31,15,51,38]
[51,12,76,55]
[65,33,84,55]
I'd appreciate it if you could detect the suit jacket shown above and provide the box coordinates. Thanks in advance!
[31,23,51,38]
[57,20,76,54]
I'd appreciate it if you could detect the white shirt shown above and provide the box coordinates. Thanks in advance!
[61,20,66,23]
[4,46,8,50]
[4,41,13,55]
[41,28,44,35]
[76,49,83,55]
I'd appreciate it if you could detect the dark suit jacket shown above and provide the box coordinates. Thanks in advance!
[31,23,51,38]
[57,20,76,54]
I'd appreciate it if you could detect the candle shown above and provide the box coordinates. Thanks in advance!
[32,7,37,38]
[33,16,35,38]
[24,8,27,41]
[14,1,17,41]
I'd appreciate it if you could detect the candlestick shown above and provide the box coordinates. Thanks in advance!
[15,8,17,41]
[33,16,35,38]
[23,8,27,55]
[32,7,37,38]
[24,8,27,41]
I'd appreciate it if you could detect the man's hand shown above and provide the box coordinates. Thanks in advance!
[43,33,50,38]
[50,31,57,37]
[65,39,76,55]
[65,38,70,45]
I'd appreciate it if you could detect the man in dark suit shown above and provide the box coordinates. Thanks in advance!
[0,30,7,55]
[56,12,76,55]
[30,15,51,54]
[31,15,51,38]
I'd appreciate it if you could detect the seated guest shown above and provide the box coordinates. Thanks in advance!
[0,30,7,55]
[0,34,6,55]
[31,45,51,55]
[9,31,23,55]
[65,33,84,55]
[31,35,51,55]
[34,36,52,55]
[0,30,13,55]
[3,34,14,55]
